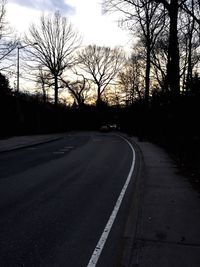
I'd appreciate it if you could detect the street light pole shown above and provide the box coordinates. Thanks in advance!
[16,46,20,92]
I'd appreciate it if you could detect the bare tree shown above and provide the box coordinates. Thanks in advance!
[0,0,17,71]
[185,0,195,88]
[158,0,181,96]
[0,0,6,40]
[35,67,53,103]
[181,0,200,25]
[151,26,169,90]
[60,73,90,107]
[149,0,200,94]
[135,0,166,103]
[25,11,81,105]
[104,0,166,104]
[118,50,145,105]
[102,85,123,106]
[180,0,200,91]
[77,45,124,106]
[103,0,189,97]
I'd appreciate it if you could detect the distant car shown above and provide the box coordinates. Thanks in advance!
[100,125,110,132]
[108,124,117,130]
[108,124,121,131]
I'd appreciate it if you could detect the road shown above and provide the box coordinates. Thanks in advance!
[0,132,135,267]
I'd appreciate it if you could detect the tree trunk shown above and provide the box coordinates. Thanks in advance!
[167,0,180,97]
[145,9,151,106]
[186,0,195,91]
[54,75,58,105]
[145,42,151,105]
[96,85,101,107]
[186,33,193,90]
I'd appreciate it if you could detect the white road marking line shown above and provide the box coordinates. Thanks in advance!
[27,147,38,150]
[53,146,74,154]
[87,135,136,267]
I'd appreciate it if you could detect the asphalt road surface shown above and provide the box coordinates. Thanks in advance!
[0,132,135,267]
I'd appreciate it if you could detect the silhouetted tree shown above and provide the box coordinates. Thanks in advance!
[179,0,200,91]
[77,45,124,106]
[0,0,17,71]
[182,0,200,25]
[118,51,145,105]
[102,86,122,106]
[188,73,200,95]
[159,0,180,96]
[0,72,10,95]
[140,1,166,103]
[60,74,90,107]
[129,0,166,103]
[25,11,81,105]
[35,67,53,103]
[103,0,186,96]
[151,33,168,90]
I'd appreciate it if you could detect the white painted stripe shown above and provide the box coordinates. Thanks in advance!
[59,148,70,152]
[87,135,136,267]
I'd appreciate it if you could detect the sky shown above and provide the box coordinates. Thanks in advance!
[6,0,131,49]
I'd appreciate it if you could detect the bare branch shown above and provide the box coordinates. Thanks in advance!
[24,11,81,105]
[77,45,124,105]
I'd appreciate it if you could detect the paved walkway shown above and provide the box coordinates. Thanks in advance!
[0,133,66,152]
[129,137,200,267]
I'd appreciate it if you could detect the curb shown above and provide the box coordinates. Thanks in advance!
[118,136,145,267]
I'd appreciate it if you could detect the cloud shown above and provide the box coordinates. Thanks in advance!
[65,0,130,48]
[8,0,75,14]
[7,0,131,50]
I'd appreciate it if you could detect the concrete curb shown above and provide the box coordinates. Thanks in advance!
[118,135,145,267]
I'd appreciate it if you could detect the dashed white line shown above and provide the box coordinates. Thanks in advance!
[27,147,39,150]
[59,148,70,152]
[53,146,74,154]
[87,135,136,267]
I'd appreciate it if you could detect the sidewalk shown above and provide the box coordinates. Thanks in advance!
[0,133,66,153]
[128,137,200,267]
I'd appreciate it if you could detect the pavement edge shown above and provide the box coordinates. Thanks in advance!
[116,135,145,267]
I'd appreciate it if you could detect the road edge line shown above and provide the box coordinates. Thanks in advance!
[87,135,136,267]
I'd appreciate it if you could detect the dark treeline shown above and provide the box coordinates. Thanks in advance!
[121,90,200,164]
[120,89,200,180]
[1,69,200,167]
[0,72,119,136]
[0,92,67,137]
